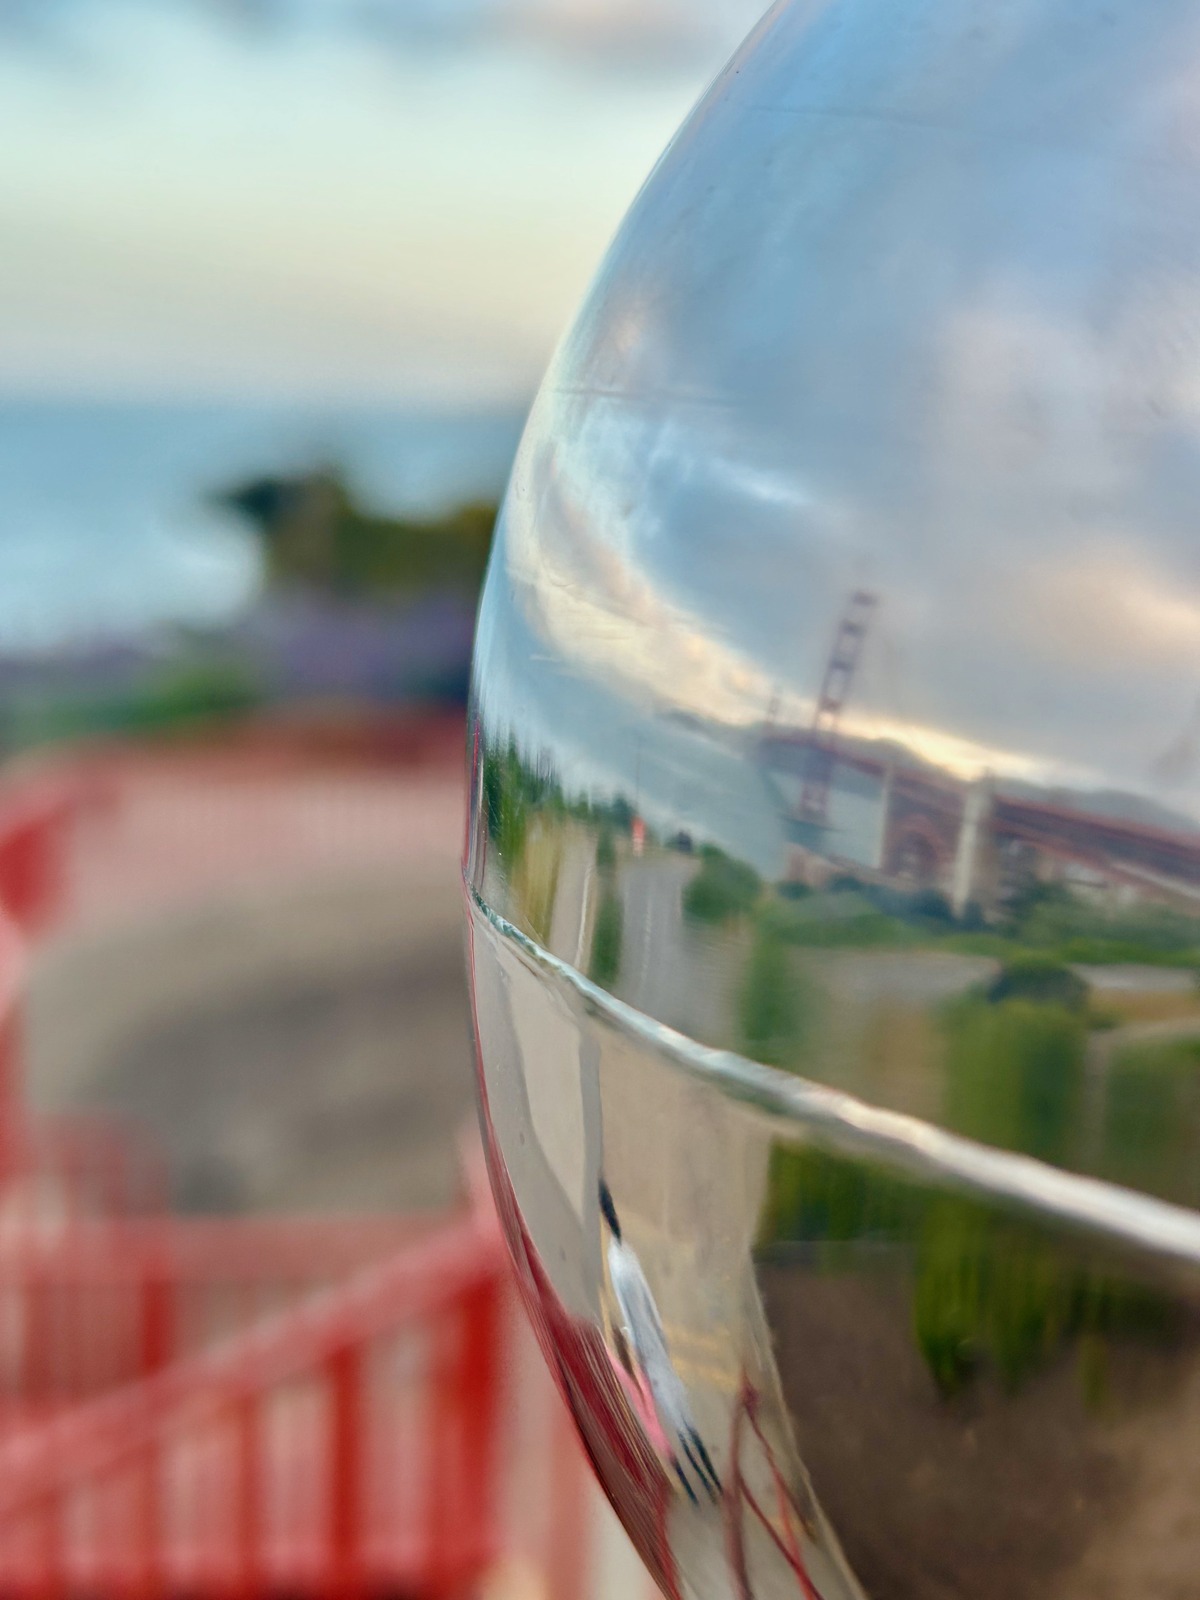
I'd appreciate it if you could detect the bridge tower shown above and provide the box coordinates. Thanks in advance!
[795,588,877,829]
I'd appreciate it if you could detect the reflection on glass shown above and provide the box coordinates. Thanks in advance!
[600,1179,723,1505]
[466,0,1200,1593]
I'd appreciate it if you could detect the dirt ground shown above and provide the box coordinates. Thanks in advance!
[26,860,478,1213]
[763,1259,1200,1600]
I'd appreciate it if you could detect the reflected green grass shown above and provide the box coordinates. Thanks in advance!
[762,979,1186,1397]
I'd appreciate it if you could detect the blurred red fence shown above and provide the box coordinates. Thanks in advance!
[0,1174,505,1599]
[0,777,79,938]
[0,745,594,1600]
[0,1215,429,1408]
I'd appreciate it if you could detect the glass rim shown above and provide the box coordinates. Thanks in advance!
[469,880,1200,1278]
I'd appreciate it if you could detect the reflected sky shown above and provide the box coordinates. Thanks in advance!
[477,0,1200,835]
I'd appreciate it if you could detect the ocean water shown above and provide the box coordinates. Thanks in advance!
[0,399,526,650]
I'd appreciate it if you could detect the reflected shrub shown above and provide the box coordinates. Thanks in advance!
[754,984,1182,1398]
[761,1142,916,1249]
[760,895,912,948]
[590,889,624,988]
[482,738,567,870]
[913,1199,1078,1393]
[1003,882,1200,968]
[683,846,761,923]
[483,740,532,868]
[595,828,617,874]
[738,930,813,1068]
[984,954,1089,1012]
[762,1145,1180,1399]
[1101,1036,1200,1207]
[941,996,1085,1166]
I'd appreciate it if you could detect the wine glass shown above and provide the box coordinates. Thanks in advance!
[466,1,1200,1593]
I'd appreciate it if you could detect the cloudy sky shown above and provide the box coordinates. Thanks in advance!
[0,0,767,403]
[474,0,1200,827]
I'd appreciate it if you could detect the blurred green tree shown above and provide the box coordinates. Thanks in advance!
[220,469,497,597]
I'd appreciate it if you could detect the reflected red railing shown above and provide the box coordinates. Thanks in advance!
[728,1377,824,1600]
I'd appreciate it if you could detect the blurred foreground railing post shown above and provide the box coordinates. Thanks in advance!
[21,1267,49,1401]
[35,1493,66,1600]
[328,1342,365,1600]
[424,1305,459,1595]
[235,1393,265,1600]
[0,912,25,1134]
[0,784,73,939]
[133,1449,163,1600]
[459,1276,502,1577]
[547,1388,592,1600]
[139,1270,174,1377]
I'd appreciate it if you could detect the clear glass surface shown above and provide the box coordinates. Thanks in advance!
[466,1,1200,1593]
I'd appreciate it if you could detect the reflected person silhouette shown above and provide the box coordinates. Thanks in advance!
[599,1179,723,1507]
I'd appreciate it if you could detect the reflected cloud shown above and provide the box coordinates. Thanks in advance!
[493,231,1200,818]
[503,422,796,728]
[1020,544,1200,667]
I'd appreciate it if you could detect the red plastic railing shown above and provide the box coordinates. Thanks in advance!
[0,780,162,1219]
[0,753,599,1599]
[0,907,24,1123]
[0,780,73,938]
[0,1214,431,1409]
[0,1174,507,1598]
[727,1377,824,1600]
[0,1116,167,1222]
